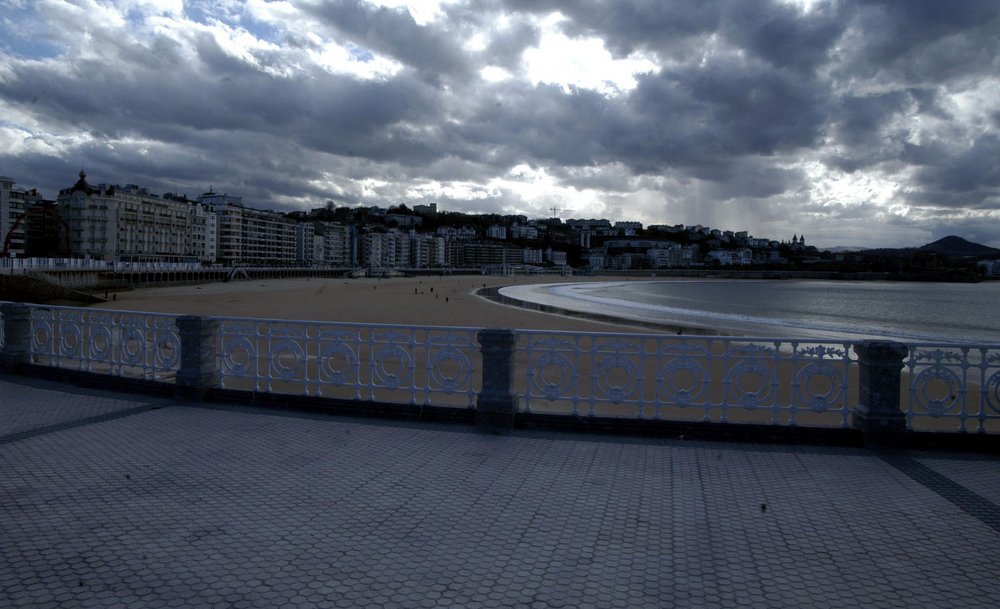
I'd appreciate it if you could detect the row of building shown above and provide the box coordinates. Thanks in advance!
[2,172,812,270]
[1,172,571,269]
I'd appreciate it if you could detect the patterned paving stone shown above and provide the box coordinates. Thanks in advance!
[3,375,1000,608]
[0,377,167,440]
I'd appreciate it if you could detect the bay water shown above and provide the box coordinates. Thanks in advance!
[500,280,1000,343]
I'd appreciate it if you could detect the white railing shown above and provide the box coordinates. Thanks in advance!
[26,305,181,381]
[904,344,1000,433]
[214,317,479,407]
[517,331,857,427]
[3,301,1000,434]
[0,258,207,272]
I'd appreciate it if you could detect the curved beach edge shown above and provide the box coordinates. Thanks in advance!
[475,284,726,336]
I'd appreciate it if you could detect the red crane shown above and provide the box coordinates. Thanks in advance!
[2,205,70,258]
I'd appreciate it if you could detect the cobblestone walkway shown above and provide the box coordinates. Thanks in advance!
[3,375,1000,608]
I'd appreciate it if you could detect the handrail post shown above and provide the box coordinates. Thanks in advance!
[175,315,220,401]
[477,328,518,434]
[0,303,32,372]
[853,341,909,448]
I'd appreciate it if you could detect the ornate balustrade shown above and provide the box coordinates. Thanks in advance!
[2,301,1000,441]
[516,331,857,427]
[213,316,479,407]
[904,344,1000,433]
[9,304,180,381]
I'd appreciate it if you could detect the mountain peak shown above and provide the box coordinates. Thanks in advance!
[919,236,999,256]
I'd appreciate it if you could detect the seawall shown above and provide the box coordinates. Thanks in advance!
[0,275,105,305]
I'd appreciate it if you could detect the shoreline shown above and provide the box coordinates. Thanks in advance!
[476,285,724,336]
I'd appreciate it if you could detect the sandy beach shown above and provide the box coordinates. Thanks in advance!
[96,274,658,332]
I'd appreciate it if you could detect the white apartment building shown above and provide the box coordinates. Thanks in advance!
[360,231,391,268]
[706,248,753,266]
[544,248,568,266]
[437,225,477,240]
[57,172,195,262]
[510,225,538,240]
[170,194,217,263]
[316,223,354,267]
[296,222,315,265]
[487,225,507,240]
[198,191,298,265]
[614,221,643,236]
[522,248,543,264]
[1,176,30,257]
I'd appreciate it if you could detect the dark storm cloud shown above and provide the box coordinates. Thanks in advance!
[483,21,541,71]
[910,135,1000,208]
[454,56,826,197]
[1,0,999,247]
[0,36,442,162]
[700,160,806,201]
[303,0,474,82]
[847,0,1000,78]
[720,0,848,72]
[499,0,723,57]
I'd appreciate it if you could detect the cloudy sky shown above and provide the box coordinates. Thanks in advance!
[1,0,999,248]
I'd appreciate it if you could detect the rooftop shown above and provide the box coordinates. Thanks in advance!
[3,373,1000,608]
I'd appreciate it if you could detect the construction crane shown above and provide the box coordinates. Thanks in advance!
[2,205,70,258]
[550,206,561,219]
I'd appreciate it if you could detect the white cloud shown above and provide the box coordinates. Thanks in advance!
[364,0,460,26]
[524,29,657,95]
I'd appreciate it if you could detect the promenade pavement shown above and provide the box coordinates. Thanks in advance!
[3,374,1000,609]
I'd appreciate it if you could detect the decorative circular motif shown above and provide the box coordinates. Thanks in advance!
[595,354,639,404]
[795,361,843,412]
[32,321,52,353]
[529,351,575,400]
[153,331,180,370]
[270,339,304,382]
[912,365,961,417]
[88,326,113,362]
[726,359,774,408]
[658,357,707,406]
[223,336,256,377]
[373,344,412,389]
[985,370,1000,415]
[430,347,470,393]
[59,322,83,358]
[120,327,145,366]
[319,341,357,385]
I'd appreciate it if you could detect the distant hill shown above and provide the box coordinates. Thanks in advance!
[863,235,1000,258]
[824,246,870,253]
[918,236,1000,256]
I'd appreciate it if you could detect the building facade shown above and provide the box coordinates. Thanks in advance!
[1,176,34,257]
[57,172,196,263]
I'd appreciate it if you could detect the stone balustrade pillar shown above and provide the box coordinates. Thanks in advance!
[175,315,220,401]
[853,341,909,447]
[476,328,518,434]
[0,303,32,372]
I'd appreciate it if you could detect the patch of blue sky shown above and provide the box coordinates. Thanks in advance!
[180,0,283,44]
[0,5,63,60]
[238,16,283,46]
[349,45,375,63]
[0,27,64,59]
[182,0,235,25]
[0,35,64,61]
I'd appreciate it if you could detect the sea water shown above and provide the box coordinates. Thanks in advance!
[500,280,1000,343]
